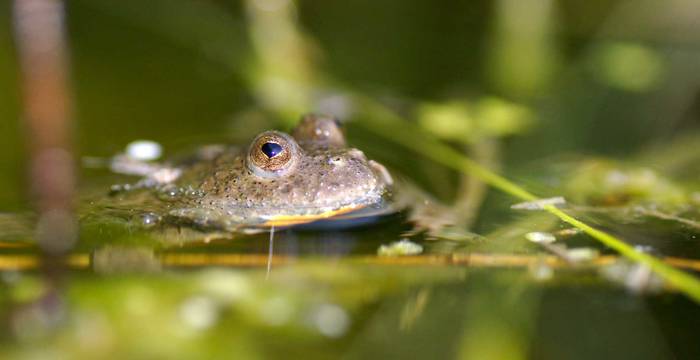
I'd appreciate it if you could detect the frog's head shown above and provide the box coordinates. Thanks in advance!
[201,114,393,226]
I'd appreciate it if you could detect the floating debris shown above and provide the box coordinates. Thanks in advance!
[126,140,162,161]
[527,230,599,264]
[525,231,556,244]
[554,228,582,238]
[565,160,686,206]
[378,239,424,256]
[633,244,656,254]
[600,261,665,294]
[565,248,599,263]
[511,196,566,210]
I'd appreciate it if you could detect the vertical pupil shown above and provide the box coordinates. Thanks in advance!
[261,142,283,158]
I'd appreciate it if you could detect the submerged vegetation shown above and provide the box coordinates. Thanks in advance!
[0,0,699,358]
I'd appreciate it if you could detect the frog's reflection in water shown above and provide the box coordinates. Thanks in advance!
[89,227,395,274]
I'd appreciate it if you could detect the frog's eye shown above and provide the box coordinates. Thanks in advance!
[292,113,346,148]
[246,131,300,178]
[261,142,283,158]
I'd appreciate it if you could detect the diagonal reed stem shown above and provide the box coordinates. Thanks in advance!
[353,96,700,303]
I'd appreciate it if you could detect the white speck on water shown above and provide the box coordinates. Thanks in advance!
[511,196,566,211]
[525,232,556,244]
[140,212,160,227]
[378,239,423,256]
[634,245,655,253]
[150,168,181,184]
[555,228,582,237]
[126,140,162,161]
[311,304,350,338]
[180,296,219,330]
[566,247,599,262]
[600,261,664,294]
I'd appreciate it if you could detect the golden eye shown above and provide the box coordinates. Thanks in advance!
[246,131,300,178]
[291,113,346,148]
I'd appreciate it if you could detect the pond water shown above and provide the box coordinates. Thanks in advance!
[1,1,699,359]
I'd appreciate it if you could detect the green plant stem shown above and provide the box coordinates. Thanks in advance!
[354,96,700,303]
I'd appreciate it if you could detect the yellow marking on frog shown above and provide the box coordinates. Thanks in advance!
[262,204,365,227]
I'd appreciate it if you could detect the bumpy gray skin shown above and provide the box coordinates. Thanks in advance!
[105,118,387,232]
[170,144,390,228]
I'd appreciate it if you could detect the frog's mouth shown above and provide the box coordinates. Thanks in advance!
[260,203,367,227]
[259,193,397,227]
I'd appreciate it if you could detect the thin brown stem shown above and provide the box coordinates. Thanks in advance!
[14,0,76,258]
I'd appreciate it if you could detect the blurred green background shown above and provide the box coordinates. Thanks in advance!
[1,0,698,211]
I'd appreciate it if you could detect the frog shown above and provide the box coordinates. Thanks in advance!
[107,114,396,233]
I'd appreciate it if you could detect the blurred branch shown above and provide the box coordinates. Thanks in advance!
[244,0,317,122]
[487,0,560,97]
[12,0,76,333]
[3,253,700,274]
[13,0,76,260]
[454,139,500,228]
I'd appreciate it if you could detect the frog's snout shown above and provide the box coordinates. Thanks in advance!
[370,160,394,186]
[327,149,367,168]
[347,149,368,161]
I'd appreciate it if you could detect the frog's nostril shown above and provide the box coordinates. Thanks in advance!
[261,142,283,158]
[328,156,345,166]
